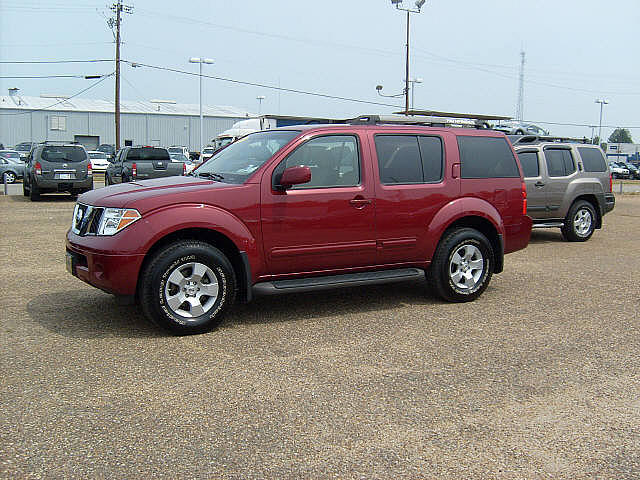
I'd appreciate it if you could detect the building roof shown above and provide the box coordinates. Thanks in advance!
[0,95,254,118]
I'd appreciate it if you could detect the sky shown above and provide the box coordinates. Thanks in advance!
[1,0,639,140]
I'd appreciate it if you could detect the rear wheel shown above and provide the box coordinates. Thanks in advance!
[428,228,493,302]
[22,179,29,196]
[561,200,596,242]
[140,241,237,335]
[29,178,40,201]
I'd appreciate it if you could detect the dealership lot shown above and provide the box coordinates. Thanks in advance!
[1,193,639,478]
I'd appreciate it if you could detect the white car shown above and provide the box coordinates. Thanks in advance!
[168,146,190,157]
[200,146,216,162]
[87,150,110,172]
[608,161,629,179]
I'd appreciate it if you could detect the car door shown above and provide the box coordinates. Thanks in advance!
[517,149,549,219]
[261,133,377,275]
[542,147,577,219]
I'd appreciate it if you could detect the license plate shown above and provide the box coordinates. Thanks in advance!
[65,252,74,275]
[60,173,71,180]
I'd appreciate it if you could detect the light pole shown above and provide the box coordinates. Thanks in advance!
[189,57,214,154]
[595,98,608,146]
[407,77,423,109]
[391,0,427,114]
[256,95,265,115]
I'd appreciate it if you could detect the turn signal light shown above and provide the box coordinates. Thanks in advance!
[132,162,137,179]
[521,181,527,215]
[87,162,92,176]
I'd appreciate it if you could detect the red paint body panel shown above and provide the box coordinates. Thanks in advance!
[66,124,532,298]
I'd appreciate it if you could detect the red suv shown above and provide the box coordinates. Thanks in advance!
[66,121,532,334]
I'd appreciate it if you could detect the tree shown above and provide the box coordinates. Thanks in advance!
[608,128,633,144]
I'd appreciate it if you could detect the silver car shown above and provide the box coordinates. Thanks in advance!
[494,121,550,136]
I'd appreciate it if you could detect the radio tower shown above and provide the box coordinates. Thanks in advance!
[516,50,525,121]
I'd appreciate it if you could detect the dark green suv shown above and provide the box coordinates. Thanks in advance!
[23,142,93,201]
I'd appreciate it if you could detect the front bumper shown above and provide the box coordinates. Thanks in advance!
[66,234,145,296]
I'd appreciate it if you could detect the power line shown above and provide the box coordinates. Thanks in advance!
[0,73,113,116]
[0,75,106,79]
[123,60,403,109]
[0,59,113,64]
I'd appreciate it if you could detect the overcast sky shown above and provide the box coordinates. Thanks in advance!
[1,0,638,139]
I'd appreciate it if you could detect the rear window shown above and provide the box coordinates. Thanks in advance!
[126,148,170,161]
[578,147,607,172]
[457,136,519,178]
[517,151,540,177]
[89,152,107,159]
[168,147,182,154]
[41,146,87,163]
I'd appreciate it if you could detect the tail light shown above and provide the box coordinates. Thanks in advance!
[609,173,613,193]
[87,162,93,176]
[34,162,42,175]
[183,162,187,175]
[132,162,137,179]
[521,180,527,215]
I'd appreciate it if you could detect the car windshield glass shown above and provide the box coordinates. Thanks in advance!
[89,152,107,159]
[126,148,170,161]
[15,144,31,151]
[203,148,215,154]
[196,130,299,184]
[168,147,182,154]
[41,146,87,163]
[170,154,188,162]
[0,151,20,159]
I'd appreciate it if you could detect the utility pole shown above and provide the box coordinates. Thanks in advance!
[109,1,133,151]
[405,10,410,114]
[516,49,525,121]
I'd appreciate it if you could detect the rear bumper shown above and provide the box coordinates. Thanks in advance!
[602,193,615,215]
[504,215,533,254]
[36,176,93,191]
[66,234,144,296]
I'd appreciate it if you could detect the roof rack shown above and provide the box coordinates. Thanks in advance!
[348,114,494,129]
[508,135,593,146]
[39,140,80,145]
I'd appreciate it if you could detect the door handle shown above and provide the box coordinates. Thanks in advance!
[534,181,545,187]
[349,198,372,209]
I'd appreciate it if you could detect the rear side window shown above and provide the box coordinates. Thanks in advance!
[517,151,540,177]
[578,147,607,172]
[375,135,443,184]
[40,146,87,163]
[126,148,170,161]
[545,149,575,177]
[457,136,519,178]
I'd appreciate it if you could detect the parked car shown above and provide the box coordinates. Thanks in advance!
[23,142,93,200]
[0,150,22,162]
[493,121,550,136]
[619,162,640,179]
[87,151,111,173]
[0,155,25,183]
[14,142,37,160]
[200,146,217,163]
[97,144,116,159]
[514,139,614,241]
[66,121,532,335]
[608,161,629,179]
[105,146,185,185]
[170,153,196,174]
[168,146,190,157]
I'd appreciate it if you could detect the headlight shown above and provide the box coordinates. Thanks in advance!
[97,208,141,236]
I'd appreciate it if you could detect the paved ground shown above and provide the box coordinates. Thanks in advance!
[1,193,639,479]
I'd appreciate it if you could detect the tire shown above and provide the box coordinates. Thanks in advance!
[3,171,16,184]
[22,180,29,196]
[561,200,596,242]
[427,228,494,302]
[140,241,237,335]
[515,129,524,135]
[29,178,40,201]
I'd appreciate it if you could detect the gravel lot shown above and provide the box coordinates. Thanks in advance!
[1,193,639,479]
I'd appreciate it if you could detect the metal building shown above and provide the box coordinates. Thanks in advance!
[0,91,254,151]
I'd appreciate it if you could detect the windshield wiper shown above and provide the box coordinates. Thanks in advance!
[196,171,225,181]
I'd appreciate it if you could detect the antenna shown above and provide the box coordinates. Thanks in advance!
[516,49,525,121]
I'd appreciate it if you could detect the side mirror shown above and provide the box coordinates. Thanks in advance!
[279,166,311,189]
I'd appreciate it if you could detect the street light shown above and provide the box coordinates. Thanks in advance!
[189,57,214,154]
[256,95,265,115]
[390,0,427,113]
[595,99,609,146]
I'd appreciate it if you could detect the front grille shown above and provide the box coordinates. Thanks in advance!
[71,203,104,236]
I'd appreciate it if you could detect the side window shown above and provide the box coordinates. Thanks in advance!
[517,151,540,177]
[375,135,423,184]
[457,136,519,178]
[545,149,575,177]
[418,136,443,182]
[578,147,607,172]
[280,135,360,188]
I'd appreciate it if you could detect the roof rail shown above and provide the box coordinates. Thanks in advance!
[348,114,491,129]
[39,140,80,145]
[508,135,593,146]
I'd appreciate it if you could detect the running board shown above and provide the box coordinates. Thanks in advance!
[532,222,564,229]
[252,268,424,296]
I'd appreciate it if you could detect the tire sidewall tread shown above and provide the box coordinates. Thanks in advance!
[562,200,595,242]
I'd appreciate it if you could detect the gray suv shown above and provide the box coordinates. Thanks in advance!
[23,142,93,201]
[514,138,615,241]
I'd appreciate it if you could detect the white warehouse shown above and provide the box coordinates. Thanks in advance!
[0,91,254,151]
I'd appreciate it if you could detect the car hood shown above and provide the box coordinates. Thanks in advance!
[78,175,238,212]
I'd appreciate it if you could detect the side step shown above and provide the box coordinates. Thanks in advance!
[252,268,424,296]
[532,222,564,229]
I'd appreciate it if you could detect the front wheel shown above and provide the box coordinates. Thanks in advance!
[428,228,494,302]
[3,171,16,184]
[561,200,596,242]
[140,241,237,335]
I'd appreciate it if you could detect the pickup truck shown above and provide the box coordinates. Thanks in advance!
[105,146,185,185]
[67,123,532,335]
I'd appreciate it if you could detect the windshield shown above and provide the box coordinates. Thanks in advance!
[97,144,114,153]
[170,153,189,162]
[41,146,87,163]
[202,148,215,154]
[15,143,32,152]
[89,152,107,159]
[195,130,299,184]
[168,147,183,154]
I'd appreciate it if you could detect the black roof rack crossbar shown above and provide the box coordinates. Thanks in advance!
[508,135,593,146]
